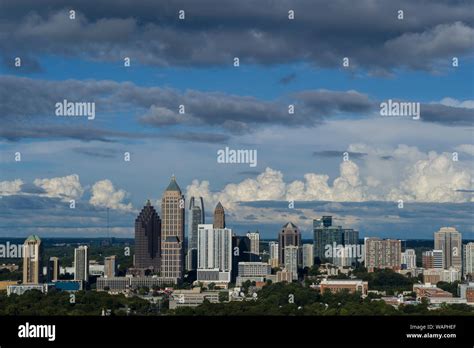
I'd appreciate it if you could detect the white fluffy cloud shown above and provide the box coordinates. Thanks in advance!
[0,179,23,196]
[89,179,133,211]
[455,144,474,156]
[187,160,369,212]
[388,152,472,203]
[439,98,474,109]
[187,146,473,214]
[34,174,84,201]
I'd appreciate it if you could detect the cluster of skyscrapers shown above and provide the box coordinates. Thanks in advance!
[134,175,234,283]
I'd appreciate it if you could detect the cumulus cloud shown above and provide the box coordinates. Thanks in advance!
[89,179,133,211]
[33,174,84,201]
[439,98,474,109]
[388,152,472,203]
[0,179,24,196]
[187,147,473,215]
[455,144,474,156]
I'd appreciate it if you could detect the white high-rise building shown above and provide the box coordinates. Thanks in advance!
[402,249,417,269]
[302,244,314,268]
[197,224,232,282]
[247,232,260,258]
[434,227,462,271]
[269,241,279,267]
[464,243,474,278]
[269,242,279,260]
[74,245,89,282]
[284,245,299,280]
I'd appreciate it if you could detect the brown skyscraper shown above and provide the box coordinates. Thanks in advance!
[278,222,301,266]
[213,202,225,228]
[161,176,185,279]
[134,200,161,271]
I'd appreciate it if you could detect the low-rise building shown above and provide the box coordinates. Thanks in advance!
[276,269,293,283]
[96,276,177,292]
[319,279,368,295]
[7,284,49,296]
[423,267,461,284]
[458,282,474,303]
[414,283,452,300]
[168,287,220,309]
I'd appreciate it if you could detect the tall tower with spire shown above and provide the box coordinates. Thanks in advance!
[134,199,161,271]
[161,175,185,279]
[213,202,225,229]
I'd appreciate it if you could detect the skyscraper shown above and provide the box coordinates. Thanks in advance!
[23,235,42,284]
[187,196,204,271]
[464,243,474,279]
[134,200,161,271]
[284,245,299,280]
[197,224,232,282]
[104,256,117,278]
[74,245,89,282]
[434,227,462,271]
[269,241,279,268]
[278,222,301,266]
[247,231,260,261]
[46,256,59,282]
[302,244,314,268]
[313,216,359,264]
[213,202,225,229]
[161,175,185,279]
[364,238,401,272]
[401,249,416,269]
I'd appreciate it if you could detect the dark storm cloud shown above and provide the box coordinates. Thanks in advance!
[0,0,472,72]
[0,76,376,141]
[420,103,474,126]
[1,75,471,142]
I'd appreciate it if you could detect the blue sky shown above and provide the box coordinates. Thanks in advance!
[0,0,473,240]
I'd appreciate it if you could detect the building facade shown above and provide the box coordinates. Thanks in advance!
[213,202,225,229]
[401,249,417,269]
[74,245,89,282]
[313,216,359,264]
[364,238,401,272]
[197,224,233,282]
[302,244,314,268]
[434,227,462,271]
[463,243,474,279]
[134,200,161,271]
[278,222,301,266]
[246,231,260,259]
[23,235,42,284]
[104,256,117,278]
[187,196,205,271]
[161,176,185,279]
[284,245,299,280]
[46,256,59,282]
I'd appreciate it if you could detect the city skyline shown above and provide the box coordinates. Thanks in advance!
[0,1,472,240]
